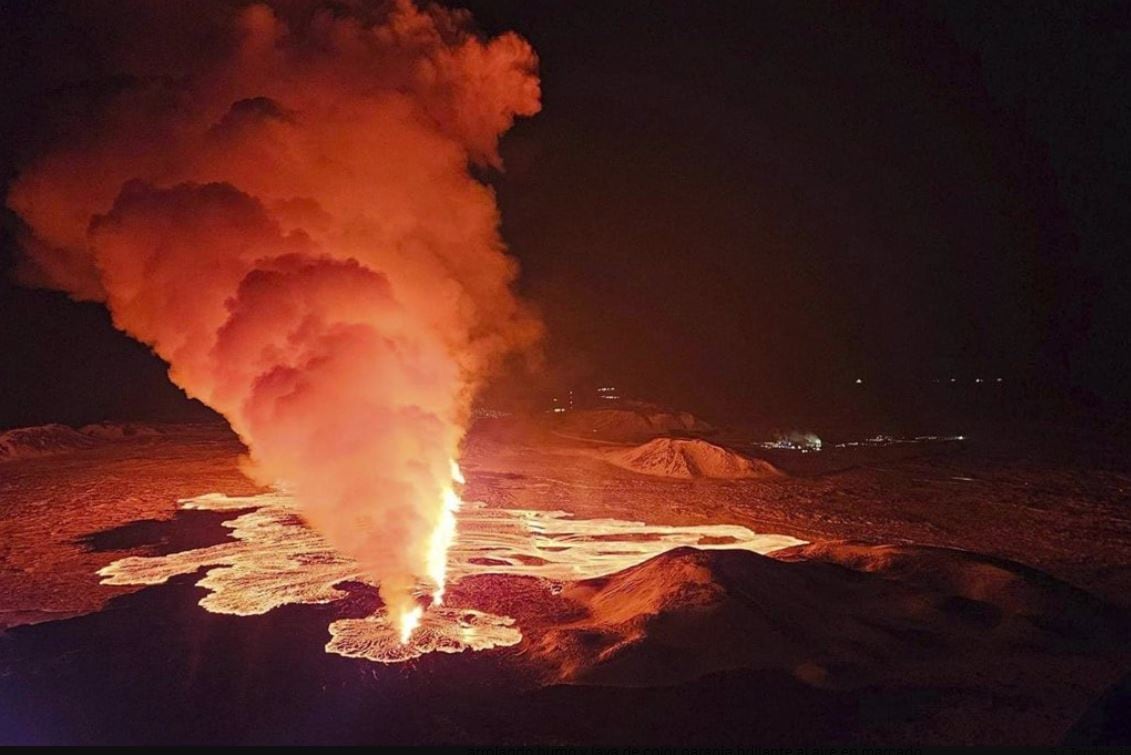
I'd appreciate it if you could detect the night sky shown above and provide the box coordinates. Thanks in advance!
[2,0,1130,428]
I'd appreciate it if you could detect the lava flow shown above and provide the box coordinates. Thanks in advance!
[99,490,805,663]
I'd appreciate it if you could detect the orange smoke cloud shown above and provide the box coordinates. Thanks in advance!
[7,0,541,626]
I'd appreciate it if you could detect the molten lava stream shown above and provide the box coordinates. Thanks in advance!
[99,484,804,663]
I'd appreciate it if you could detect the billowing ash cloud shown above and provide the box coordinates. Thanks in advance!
[7,0,541,626]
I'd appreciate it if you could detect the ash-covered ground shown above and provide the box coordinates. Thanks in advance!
[1,411,1129,745]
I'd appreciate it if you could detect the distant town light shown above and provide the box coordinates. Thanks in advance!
[834,433,965,448]
[855,378,863,385]
[757,432,822,452]
[975,378,984,383]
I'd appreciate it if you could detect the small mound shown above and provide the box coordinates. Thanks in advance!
[602,438,781,479]
[0,424,98,461]
[0,422,168,461]
[78,422,164,440]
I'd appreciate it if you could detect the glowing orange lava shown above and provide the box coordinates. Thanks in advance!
[402,459,465,643]
[399,605,424,645]
[99,490,805,663]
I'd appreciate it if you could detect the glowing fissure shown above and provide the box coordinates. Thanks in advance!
[99,492,805,663]
[427,461,465,605]
[7,0,542,635]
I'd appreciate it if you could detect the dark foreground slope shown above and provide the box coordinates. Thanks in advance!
[2,532,1126,745]
[2,423,1130,745]
[524,545,1127,743]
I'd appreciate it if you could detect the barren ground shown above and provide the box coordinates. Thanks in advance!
[1,419,1129,744]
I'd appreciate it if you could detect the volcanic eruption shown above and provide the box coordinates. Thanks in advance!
[6,0,541,639]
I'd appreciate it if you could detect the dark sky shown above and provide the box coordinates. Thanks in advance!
[2,1,1130,428]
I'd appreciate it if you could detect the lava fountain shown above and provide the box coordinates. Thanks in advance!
[6,0,541,634]
[428,461,466,608]
[405,459,464,643]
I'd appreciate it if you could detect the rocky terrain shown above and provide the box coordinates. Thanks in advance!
[1,417,1129,744]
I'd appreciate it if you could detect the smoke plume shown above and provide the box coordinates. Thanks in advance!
[7,0,541,627]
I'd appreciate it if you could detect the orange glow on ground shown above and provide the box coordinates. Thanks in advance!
[99,491,804,663]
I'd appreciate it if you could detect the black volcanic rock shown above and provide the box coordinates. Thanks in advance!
[531,544,1124,691]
